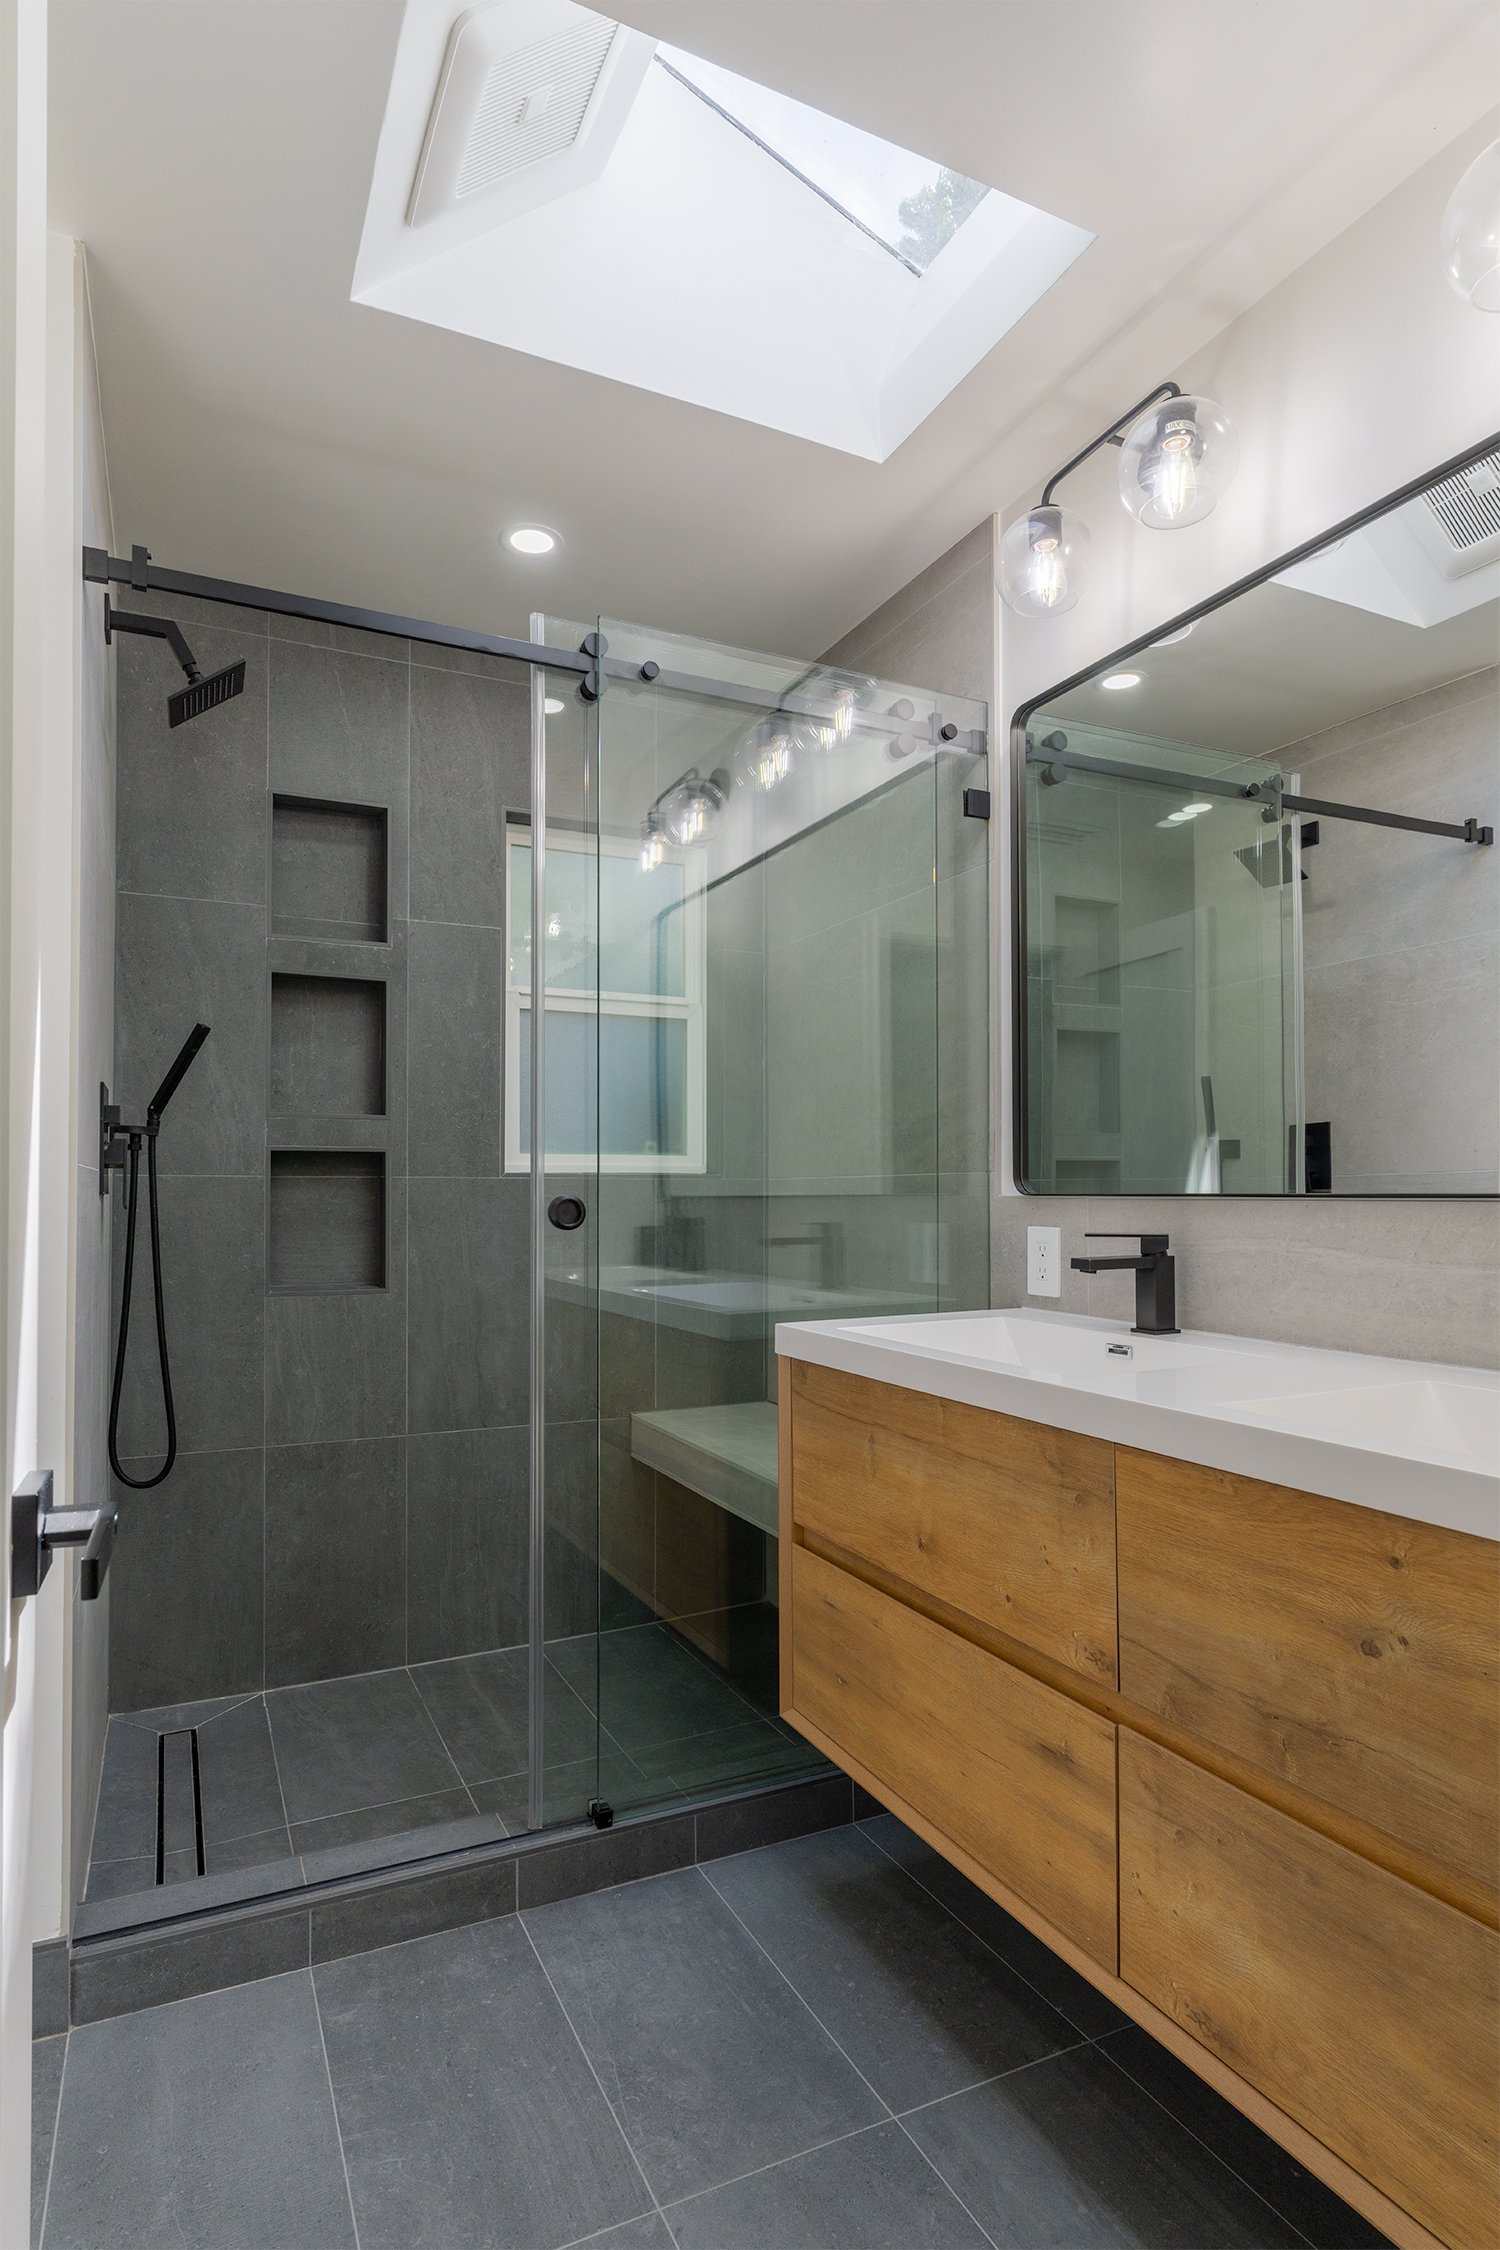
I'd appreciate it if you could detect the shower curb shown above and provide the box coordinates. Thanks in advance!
[59,1771,858,2029]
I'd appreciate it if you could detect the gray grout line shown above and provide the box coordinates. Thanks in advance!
[647,2120,892,2234]
[888,2112,1004,2250]
[402,1663,484,1803]
[515,1912,669,2237]
[308,1967,365,2250]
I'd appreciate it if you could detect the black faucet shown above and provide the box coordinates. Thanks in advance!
[1069,1233,1179,1335]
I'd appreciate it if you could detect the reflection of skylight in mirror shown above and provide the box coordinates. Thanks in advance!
[655,43,991,271]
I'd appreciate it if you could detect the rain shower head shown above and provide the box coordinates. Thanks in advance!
[168,662,246,728]
[104,597,247,727]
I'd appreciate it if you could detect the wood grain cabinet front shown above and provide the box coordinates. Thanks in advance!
[788,1360,1117,1686]
[789,1543,1119,1968]
[1115,1448,1500,1911]
[1119,1731,1500,2250]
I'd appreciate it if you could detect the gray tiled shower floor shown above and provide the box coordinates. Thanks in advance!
[34,1814,1392,2250]
[85,1614,813,1909]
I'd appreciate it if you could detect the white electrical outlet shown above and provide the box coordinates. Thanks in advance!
[1027,1224,1062,1298]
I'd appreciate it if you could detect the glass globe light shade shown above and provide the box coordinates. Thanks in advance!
[1117,394,1238,528]
[997,505,1090,617]
[734,717,802,793]
[808,671,876,750]
[660,769,728,847]
[1441,138,1500,309]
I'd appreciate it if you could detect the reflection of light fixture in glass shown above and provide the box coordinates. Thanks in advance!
[1100,671,1142,691]
[1118,396,1238,528]
[640,817,665,873]
[811,672,874,748]
[543,696,565,716]
[999,380,1238,619]
[546,913,562,938]
[1157,800,1214,827]
[1441,137,1500,309]
[1154,622,1194,647]
[659,767,729,846]
[735,717,797,792]
[998,505,1089,617]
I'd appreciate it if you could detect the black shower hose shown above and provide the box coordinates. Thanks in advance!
[107,1127,178,1490]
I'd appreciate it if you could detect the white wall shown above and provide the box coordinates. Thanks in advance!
[991,113,1500,1363]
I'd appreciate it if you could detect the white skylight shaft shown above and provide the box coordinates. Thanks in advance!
[655,42,991,270]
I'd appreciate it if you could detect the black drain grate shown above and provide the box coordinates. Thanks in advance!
[154,1727,207,1885]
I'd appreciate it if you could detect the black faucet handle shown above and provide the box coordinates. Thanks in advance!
[1084,1231,1170,1254]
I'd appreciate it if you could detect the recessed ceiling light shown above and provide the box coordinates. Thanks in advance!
[1155,623,1194,647]
[1100,670,1142,691]
[505,525,559,556]
[543,696,565,716]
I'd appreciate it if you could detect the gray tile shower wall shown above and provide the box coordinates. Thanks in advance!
[109,610,544,1708]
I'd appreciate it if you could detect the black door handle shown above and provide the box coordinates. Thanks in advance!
[11,1472,117,1601]
[547,1195,587,1231]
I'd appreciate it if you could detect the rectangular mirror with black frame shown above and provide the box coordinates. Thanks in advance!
[1013,438,1499,1198]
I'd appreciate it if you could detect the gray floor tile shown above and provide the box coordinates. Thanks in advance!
[1098,2026,1396,2249]
[315,1917,650,2250]
[116,1692,259,1734]
[706,1827,1079,2111]
[567,2217,674,2249]
[551,1625,761,1757]
[83,1854,159,1904]
[412,1645,599,1783]
[903,2042,1306,2249]
[206,1828,299,1881]
[197,1695,288,1844]
[663,2121,991,2249]
[265,1668,460,1825]
[90,1717,167,1862]
[42,1971,355,2248]
[290,1785,477,1857]
[525,1866,884,2203]
[31,2035,64,2248]
[859,1812,1129,2038]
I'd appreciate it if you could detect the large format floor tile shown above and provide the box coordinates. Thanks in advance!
[902,2041,1309,2249]
[524,1865,885,2203]
[315,1916,650,2250]
[30,2037,63,2249]
[704,1825,1080,2111]
[662,2120,992,2250]
[39,1972,356,2249]
[265,1667,461,1825]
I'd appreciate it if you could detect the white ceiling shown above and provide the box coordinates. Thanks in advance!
[48,0,1500,660]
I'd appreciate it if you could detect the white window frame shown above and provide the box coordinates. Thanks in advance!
[503,822,707,1175]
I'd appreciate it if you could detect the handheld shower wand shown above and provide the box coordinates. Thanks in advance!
[103,1023,211,1489]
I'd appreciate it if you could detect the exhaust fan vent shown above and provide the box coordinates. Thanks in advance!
[456,13,617,196]
[407,1,652,231]
[1411,449,1500,578]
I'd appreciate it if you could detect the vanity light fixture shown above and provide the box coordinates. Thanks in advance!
[999,381,1238,618]
[1441,137,1500,309]
[504,524,560,555]
[1100,671,1142,691]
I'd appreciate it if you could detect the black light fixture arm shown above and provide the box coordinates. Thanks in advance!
[1039,382,1183,506]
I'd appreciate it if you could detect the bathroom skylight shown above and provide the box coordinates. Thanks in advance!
[355,0,1095,459]
[653,45,991,274]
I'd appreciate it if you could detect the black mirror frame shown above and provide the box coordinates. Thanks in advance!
[1009,427,1500,1201]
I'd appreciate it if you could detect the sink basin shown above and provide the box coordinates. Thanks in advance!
[854,1311,1244,1379]
[1231,1380,1500,1468]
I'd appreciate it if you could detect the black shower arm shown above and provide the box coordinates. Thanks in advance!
[104,600,202,683]
[1039,382,1183,507]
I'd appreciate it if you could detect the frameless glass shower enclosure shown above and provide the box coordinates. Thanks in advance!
[83,549,987,1926]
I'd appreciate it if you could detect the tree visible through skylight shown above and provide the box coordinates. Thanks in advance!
[656,43,991,271]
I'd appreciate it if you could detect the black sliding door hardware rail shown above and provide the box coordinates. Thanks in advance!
[1026,743,1492,846]
[82,546,987,753]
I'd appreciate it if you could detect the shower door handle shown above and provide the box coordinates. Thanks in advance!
[11,1471,118,1602]
[548,1196,587,1231]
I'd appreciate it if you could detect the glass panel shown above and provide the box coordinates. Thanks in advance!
[655,45,990,269]
[510,838,687,996]
[519,1008,689,1160]
[1020,720,1295,1194]
[587,616,989,1818]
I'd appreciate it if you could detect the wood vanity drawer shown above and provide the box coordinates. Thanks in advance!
[1116,1448,1500,1906]
[789,1360,1117,1685]
[1119,1731,1500,2250]
[789,1543,1118,1967]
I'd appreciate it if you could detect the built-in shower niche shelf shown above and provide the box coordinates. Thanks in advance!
[271,794,388,944]
[270,973,386,1120]
[269,1150,386,1292]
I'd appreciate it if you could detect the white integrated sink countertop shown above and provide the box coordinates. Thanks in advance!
[773,1308,1500,1542]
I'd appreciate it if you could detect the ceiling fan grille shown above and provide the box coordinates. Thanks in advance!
[456,14,619,198]
[1420,450,1500,554]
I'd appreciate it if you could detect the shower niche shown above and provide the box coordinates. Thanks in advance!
[270,793,388,945]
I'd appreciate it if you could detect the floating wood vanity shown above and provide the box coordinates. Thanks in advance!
[776,1345,1500,2250]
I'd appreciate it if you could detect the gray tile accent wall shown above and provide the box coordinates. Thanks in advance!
[110,616,540,1712]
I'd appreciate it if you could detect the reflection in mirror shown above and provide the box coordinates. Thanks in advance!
[1018,447,1499,1196]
